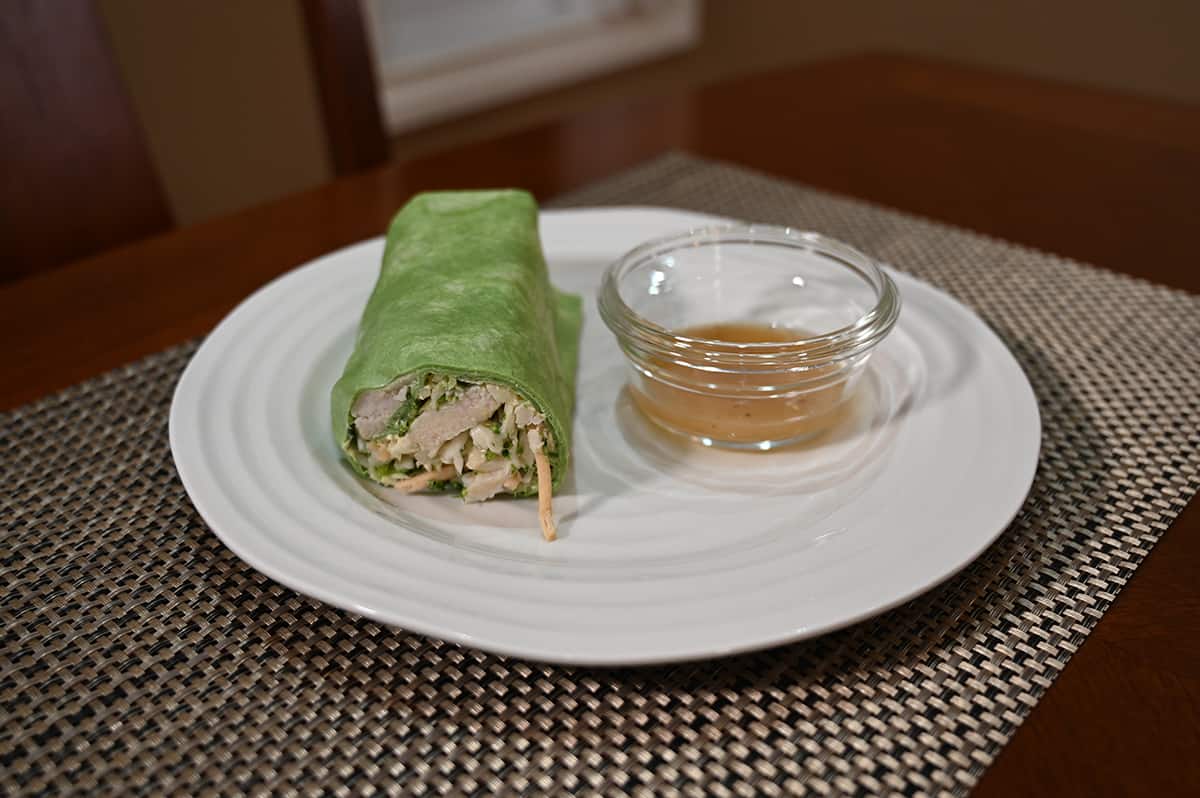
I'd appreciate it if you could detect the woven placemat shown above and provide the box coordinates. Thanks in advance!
[3,154,1198,797]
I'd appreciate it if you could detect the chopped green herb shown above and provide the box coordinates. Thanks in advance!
[383,393,421,437]
[372,459,417,478]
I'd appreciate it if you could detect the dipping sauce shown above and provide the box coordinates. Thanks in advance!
[601,225,899,451]
[628,322,852,447]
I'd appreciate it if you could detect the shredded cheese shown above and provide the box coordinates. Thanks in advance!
[533,447,555,541]
[391,464,456,494]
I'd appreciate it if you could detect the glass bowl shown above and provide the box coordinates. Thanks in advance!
[598,224,901,450]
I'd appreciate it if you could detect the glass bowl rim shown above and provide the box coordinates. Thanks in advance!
[598,223,902,367]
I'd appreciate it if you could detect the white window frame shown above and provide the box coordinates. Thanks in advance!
[363,0,701,134]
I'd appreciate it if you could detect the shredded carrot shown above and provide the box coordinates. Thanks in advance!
[533,448,556,541]
[392,464,456,494]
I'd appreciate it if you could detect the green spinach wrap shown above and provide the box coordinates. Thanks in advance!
[331,190,582,539]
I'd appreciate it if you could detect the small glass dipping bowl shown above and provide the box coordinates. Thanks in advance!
[598,224,901,450]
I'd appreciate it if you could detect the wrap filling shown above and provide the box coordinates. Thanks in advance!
[346,373,558,537]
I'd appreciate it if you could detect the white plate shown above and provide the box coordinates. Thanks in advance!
[170,208,1040,666]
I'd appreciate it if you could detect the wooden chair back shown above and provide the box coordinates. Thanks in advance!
[1,0,171,282]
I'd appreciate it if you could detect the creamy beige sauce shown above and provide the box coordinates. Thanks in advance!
[631,322,850,445]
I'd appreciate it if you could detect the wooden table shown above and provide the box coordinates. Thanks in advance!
[2,54,1196,795]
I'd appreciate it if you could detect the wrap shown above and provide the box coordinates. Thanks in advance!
[331,190,581,538]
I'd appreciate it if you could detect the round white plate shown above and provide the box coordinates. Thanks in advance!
[171,208,1040,666]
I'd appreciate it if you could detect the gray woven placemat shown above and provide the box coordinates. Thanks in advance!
[3,153,1198,797]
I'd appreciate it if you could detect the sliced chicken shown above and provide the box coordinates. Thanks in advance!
[485,384,517,406]
[514,402,543,428]
[469,424,504,453]
[465,445,508,472]
[435,432,469,474]
[406,384,500,458]
[462,467,512,502]
[352,377,414,439]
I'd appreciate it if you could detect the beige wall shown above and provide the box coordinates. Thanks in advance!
[98,0,332,224]
[704,0,1200,103]
[97,0,1198,223]
[394,0,1200,159]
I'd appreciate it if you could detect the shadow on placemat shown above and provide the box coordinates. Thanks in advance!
[3,154,1198,797]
